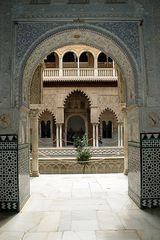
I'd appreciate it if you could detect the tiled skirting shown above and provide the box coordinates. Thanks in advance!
[141,133,160,208]
[38,158,124,174]
[128,133,160,209]
[0,135,19,211]
[0,135,30,212]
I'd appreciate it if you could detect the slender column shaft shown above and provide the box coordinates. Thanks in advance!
[59,124,62,148]
[113,60,116,76]
[59,56,63,76]
[30,109,39,177]
[56,124,59,148]
[96,124,99,147]
[118,123,121,147]
[94,56,98,76]
[120,123,124,147]
[77,57,80,77]
[93,124,96,147]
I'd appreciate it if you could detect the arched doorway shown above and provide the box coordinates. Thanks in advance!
[38,110,56,147]
[99,109,118,147]
[7,25,143,212]
[67,115,85,145]
[64,90,91,146]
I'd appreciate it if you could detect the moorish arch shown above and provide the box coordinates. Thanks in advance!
[17,25,140,108]
[99,108,119,147]
[38,108,56,119]
[63,89,92,107]
[38,109,56,146]
[64,90,91,145]
[99,107,119,123]
[14,25,142,211]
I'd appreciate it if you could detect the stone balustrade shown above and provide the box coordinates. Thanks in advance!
[43,68,118,81]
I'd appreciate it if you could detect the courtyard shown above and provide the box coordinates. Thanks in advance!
[0,173,160,240]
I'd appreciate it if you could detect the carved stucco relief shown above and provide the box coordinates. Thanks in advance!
[38,87,121,124]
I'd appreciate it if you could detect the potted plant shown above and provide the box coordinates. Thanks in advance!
[74,134,92,174]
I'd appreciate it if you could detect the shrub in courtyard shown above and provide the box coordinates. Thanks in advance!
[74,134,92,173]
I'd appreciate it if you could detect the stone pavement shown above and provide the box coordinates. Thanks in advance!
[0,174,160,240]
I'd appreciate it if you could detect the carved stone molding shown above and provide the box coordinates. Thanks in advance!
[29,109,39,118]
[0,114,10,128]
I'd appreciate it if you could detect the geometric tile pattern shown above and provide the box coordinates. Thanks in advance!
[141,133,160,208]
[0,135,19,212]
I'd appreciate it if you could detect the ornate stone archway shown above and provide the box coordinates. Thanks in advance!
[16,25,140,108]
[19,25,141,208]
[1,24,144,212]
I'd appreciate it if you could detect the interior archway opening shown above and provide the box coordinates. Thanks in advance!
[24,28,138,177]
[64,90,91,146]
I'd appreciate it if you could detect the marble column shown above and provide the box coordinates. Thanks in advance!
[59,124,62,148]
[92,124,96,147]
[77,57,80,77]
[120,123,124,147]
[30,109,39,177]
[59,56,63,77]
[95,123,99,147]
[94,56,98,76]
[113,60,116,77]
[118,123,121,147]
[56,124,59,148]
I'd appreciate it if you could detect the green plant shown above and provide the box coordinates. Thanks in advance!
[74,134,92,173]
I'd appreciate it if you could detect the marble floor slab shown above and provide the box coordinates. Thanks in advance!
[0,174,160,240]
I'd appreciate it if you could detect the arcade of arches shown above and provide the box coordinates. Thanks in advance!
[29,44,125,177]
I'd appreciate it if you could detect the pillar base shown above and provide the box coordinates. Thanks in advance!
[31,171,40,177]
[123,168,128,175]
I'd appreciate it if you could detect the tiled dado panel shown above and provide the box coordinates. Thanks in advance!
[128,141,141,207]
[141,133,160,208]
[0,135,19,211]
[129,134,160,209]
[0,135,30,212]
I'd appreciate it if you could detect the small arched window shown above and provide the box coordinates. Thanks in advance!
[98,52,107,63]
[63,52,77,62]
[79,52,88,62]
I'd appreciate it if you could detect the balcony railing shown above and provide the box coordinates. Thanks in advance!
[43,68,118,81]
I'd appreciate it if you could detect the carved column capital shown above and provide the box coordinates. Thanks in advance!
[29,109,39,118]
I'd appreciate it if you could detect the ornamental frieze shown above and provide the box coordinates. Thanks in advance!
[15,21,140,67]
